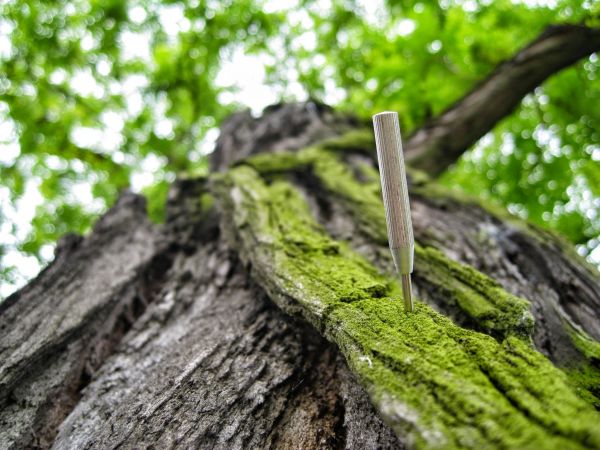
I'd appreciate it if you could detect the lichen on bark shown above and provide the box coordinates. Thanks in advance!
[212,164,600,450]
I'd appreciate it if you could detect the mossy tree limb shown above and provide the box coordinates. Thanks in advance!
[213,164,600,449]
[240,142,600,369]
[218,115,600,430]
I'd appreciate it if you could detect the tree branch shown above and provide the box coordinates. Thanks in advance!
[404,24,600,176]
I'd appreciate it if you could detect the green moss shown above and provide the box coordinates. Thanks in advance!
[567,365,600,409]
[214,165,391,323]
[199,192,215,213]
[568,325,600,363]
[309,150,534,338]
[319,128,375,154]
[213,165,600,449]
[244,147,533,339]
[415,246,533,338]
[336,303,600,449]
[309,148,389,244]
[240,150,312,175]
[243,145,388,243]
[564,324,600,407]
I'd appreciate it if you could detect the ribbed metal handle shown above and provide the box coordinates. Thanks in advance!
[372,111,414,275]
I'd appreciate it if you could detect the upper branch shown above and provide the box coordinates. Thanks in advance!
[404,24,600,176]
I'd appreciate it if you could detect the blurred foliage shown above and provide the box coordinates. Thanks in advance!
[441,64,600,251]
[0,0,598,295]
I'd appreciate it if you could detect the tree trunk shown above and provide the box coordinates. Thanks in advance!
[2,26,600,450]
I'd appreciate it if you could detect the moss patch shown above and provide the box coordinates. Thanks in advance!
[319,128,376,154]
[415,246,533,339]
[238,150,313,175]
[213,165,600,449]
[245,147,533,340]
[564,323,600,408]
[214,164,391,324]
[199,192,215,213]
[568,324,600,364]
[568,364,600,410]
[310,148,389,244]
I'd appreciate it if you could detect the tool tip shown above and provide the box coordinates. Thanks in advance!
[401,274,413,312]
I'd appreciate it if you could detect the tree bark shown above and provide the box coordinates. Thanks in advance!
[404,24,600,175]
[2,25,600,450]
[1,176,400,450]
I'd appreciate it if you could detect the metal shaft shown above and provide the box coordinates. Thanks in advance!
[372,111,414,312]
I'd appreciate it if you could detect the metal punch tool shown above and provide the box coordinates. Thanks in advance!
[373,111,414,312]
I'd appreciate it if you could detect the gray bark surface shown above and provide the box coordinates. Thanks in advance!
[1,174,400,449]
[0,193,165,449]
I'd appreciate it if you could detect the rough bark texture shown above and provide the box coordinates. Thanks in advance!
[211,110,600,367]
[1,174,401,450]
[0,193,166,449]
[2,24,600,450]
[52,178,400,450]
[211,102,359,172]
[404,24,600,175]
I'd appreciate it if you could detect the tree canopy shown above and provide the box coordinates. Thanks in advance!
[0,0,598,297]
